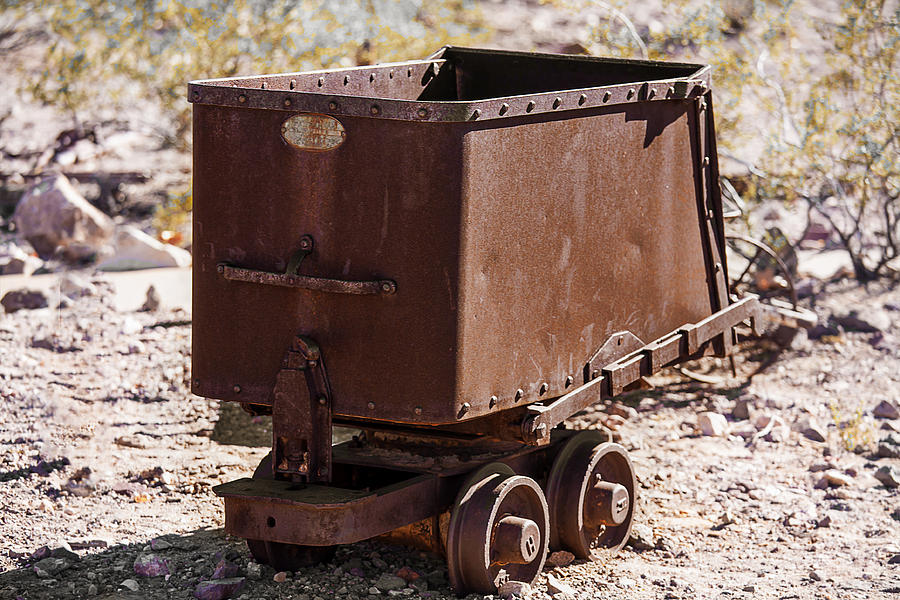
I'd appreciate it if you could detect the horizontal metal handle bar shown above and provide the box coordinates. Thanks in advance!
[218,264,397,296]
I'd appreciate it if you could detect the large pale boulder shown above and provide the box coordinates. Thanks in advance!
[12,174,114,261]
[97,225,191,271]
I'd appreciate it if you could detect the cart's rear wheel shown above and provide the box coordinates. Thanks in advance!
[546,432,636,559]
[245,453,336,570]
[446,462,549,595]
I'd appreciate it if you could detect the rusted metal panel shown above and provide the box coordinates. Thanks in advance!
[191,47,726,426]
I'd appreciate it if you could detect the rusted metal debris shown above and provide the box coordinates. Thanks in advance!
[190,46,783,595]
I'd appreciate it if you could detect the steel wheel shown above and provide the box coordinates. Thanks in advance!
[446,462,549,595]
[546,432,636,559]
[245,453,336,570]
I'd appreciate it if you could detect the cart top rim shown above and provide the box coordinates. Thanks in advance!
[187,46,712,123]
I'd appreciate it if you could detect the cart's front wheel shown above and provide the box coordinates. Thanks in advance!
[245,453,336,570]
[546,433,636,559]
[446,462,549,595]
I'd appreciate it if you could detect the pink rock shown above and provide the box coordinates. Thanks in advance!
[212,559,240,579]
[133,553,171,577]
[193,578,245,600]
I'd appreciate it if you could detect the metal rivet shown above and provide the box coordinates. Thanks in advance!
[414,406,422,415]
[407,67,413,77]
[260,82,267,90]
[389,70,394,79]
[290,79,296,90]
[233,385,241,394]
[539,382,549,395]
[526,101,535,112]
[238,94,247,103]
[318,395,327,406]
[308,360,317,367]
[460,402,470,414]
[369,73,375,82]
[367,401,375,410]
[381,281,395,294]
[283,98,292,107]
[370,105,380,116]
[328,101,338,110]
[668,86,675,97]
[499,103,509,116]
[627,88,635,99]
[648,88,656,99]
[578,94,586,105]
[216,264,224,274]
[515,389,524,401]
[703,156,710,166]
[602,91,611,102]
[592,369,600,380]
[192,90,200,100]
[343,75,350,85]
[417,107,428,118]
[471,109,481,120]
[552,97,561,109]
[489,395,498,408]
[715,262,722,272]
[565,376,574,388]
[317,77,324,87]
[700,99,707,111]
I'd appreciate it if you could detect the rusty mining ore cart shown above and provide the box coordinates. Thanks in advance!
[188,47,764,594]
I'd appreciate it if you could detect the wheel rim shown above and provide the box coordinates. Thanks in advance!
[447,462,549,594]
[546,432,636,559]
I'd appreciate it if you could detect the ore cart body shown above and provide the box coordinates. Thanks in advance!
[189,47,760,594]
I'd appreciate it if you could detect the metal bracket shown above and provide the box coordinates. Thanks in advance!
[583,331,645,385]
[272,335,333,483]
[521,375,607,445]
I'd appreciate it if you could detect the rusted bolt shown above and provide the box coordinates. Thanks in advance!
[233,385,241,394]
[367,401,375,410]
[370,104,380,116]
[217,264,224,274]
[414,406,422,415]
[535,423,548,439]
[318,395,327,406]
[715,262,722,273]
[238,94,247,103]
[515,388,524,401]
[565,375,574,388]
[381,281,396,294]
[499,103,509,115]
[702,156,710,166]
[389,69,394,79]
[407,67,413,77]
[283,98,292,107]
[471,109,481,120]
[489,395,498,408]
[343,75,350,85]
[552,97,561,109]
[627,88,635,99]
[317,76,324,87]
[539,382,549,395]
[699,98,707,111]
[668,86,675,97]
[260,82,267,90]
[192,90,200,100]
[459,402,471,415]
[578,93,587,105]
[369,73,376,82]
[290,79,296,90]
[299,236,312,250]
[648,88,656,99]
[602,91,611,102]
[308,360,317,368]
[591,369,600,380]
[328,101,338,110]
[526,101,535,112]
[417,107,428,118]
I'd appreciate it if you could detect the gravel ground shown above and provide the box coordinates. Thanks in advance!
[0,275,898,600]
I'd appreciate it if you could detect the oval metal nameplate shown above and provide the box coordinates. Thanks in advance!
[281,114,346,151]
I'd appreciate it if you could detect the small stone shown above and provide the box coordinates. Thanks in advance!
[817,515,832,528]
[59,273,96,299]
[194,577,246,600]
[98,225,191,271]
[608,403,638,420]
[245,562,262,580]
[38,498,54,512]
[273,571,288,583]
[889,554,900,565]
[368,586,381,595]
[547,550,575,567]
[823,470,853,487]
[498,581,531,599]
[87,583,98,595]
[874,465,900,488]
[742,585,755,592]
[809,570,822,582]
[134,553,171,577]
[628,523,654,551]
[891,508,900,522]
[718,510,736,527]
[874,400,900,420]
[802,422,827,443]
[213,559,239,580]
[141,284,161,311]
[120,579,140,591]
[374,574,407,592]
[33,557,69,577]
[698,412,727,436]
[394,566,420,582]
[149,538,172,551]
[546,573,575,596]
[732,397,752,420]
[1,289,49,313]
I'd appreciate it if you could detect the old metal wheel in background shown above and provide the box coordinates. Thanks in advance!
[446,462,549,595]
[545,433,636,559]
[245,453,337,571]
